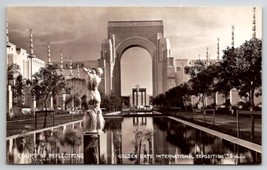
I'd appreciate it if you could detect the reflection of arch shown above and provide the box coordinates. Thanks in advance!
[114,36,157,96]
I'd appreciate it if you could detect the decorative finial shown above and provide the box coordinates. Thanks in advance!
[252,7,256,39]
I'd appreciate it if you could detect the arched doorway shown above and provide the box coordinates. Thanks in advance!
[120,47,152,96]
[101,20,175,97]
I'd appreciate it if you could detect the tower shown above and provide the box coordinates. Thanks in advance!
[6,19,11,47]
[231,25,235,48]
[252,7,256,39]
[29,29,35,59]
[28,29,35,80]
[206,47,210,66]
[60,50,64,73]
[217,38,220,61]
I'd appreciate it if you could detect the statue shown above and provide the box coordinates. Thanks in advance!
[82,67,105,133]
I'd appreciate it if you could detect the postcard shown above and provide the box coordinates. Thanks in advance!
[6,7,262,165]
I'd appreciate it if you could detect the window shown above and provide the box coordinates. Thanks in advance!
[176,67,181,71]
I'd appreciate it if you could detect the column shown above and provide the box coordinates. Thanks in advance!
[144,90,147,106]
[136,90,138,106]
[132,89,135,106]
[141,91,143,106]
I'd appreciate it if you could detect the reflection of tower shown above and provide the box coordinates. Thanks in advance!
[252,7,256,39]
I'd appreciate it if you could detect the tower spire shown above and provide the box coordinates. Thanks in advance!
[252,7,256,39]
[47,41,52,65]
[231,25,235,48]
[217,37,220,61]
[6,19,11,47]
[206,47,210,66]
[29,29,35,58]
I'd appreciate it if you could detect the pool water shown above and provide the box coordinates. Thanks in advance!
[6,115,261,164]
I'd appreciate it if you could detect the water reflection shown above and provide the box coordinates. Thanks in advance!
[6,116,261,164]
[101,117,261,165]
[7,123,84,164]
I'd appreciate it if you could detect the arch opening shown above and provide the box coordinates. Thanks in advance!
[120,47,152,97]
[113,36,157,97]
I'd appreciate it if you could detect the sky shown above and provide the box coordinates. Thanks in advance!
[7,7,262,95]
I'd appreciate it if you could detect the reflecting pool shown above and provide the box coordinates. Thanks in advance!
[6,115,261,164]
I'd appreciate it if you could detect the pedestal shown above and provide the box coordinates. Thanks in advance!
[83,132,100,164]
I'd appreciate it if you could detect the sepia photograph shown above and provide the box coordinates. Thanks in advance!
[6,7,262,165]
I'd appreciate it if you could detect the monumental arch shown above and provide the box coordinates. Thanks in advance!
[101,20,176,97]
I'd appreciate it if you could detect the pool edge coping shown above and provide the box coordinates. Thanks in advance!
[168,116,262,154]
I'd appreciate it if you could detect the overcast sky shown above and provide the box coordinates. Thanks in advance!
[7,7,262,95]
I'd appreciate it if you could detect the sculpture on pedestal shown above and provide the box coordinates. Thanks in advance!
[82,67,105,133]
